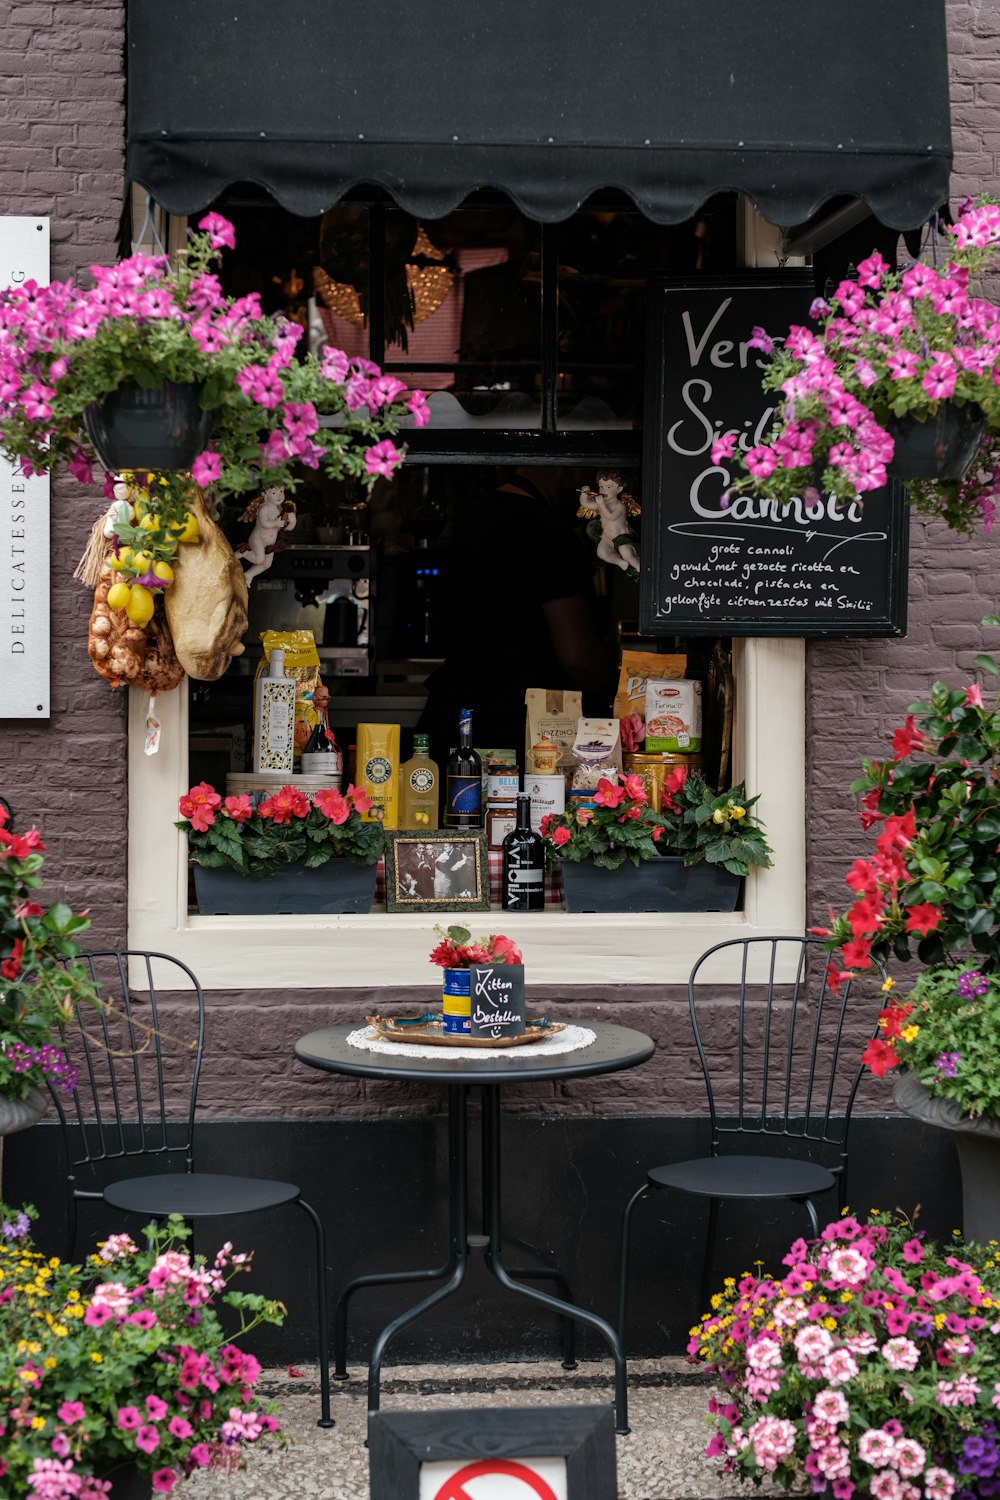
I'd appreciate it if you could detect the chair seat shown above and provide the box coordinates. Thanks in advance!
[103,1172,301,1218]
[647,1153,836,1201]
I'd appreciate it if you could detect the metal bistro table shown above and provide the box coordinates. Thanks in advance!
[294,1019,654,1435]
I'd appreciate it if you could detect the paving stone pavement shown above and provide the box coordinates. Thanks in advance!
[174,1358,772,1500]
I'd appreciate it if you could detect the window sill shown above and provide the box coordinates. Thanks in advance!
[127,638,806,989]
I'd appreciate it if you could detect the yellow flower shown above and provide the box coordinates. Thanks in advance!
[840,1292,853,1303]
[934,1312,947,1330]
[730,805,746,819]
[881,976,895,992]
[43,1357,56,1370]
[710,1293,722,1310]
[52,1325,68,1338]
[711,808,726,824]
[17,1367,39,1383]
[31,1416,46,1432]
[90,1352,103,1363]
[67,1290,80,1303]
[823,1317,837,1330]
[901,1025,919,1043]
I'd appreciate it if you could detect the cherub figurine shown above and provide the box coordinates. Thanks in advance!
[236,487,297,585]
[577,471,641,576]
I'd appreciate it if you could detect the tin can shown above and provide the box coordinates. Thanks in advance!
[625,751,703,812]
[442,967,471,1034]
[524,773,566,833]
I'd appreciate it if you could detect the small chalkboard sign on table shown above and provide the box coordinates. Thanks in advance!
[638,274,908,638]
[469,963,526,1040]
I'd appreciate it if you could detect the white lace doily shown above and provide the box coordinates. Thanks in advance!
[346,1024,596,1060]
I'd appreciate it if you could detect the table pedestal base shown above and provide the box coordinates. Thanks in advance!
[332,1083,630,1434]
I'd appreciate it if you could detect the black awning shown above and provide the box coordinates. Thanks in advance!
[126,0,952,229]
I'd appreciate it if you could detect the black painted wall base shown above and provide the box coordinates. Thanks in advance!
[2,1112,960,1365]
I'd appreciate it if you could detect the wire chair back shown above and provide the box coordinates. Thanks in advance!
[49,950,205,1184]
[687,936,883,1172]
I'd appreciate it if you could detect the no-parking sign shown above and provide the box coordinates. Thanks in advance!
[420,1455,568,1500]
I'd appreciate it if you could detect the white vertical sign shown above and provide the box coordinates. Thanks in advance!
[0,216,50,718]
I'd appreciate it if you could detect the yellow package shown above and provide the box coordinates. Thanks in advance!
[254,630,322,762]
[357,723,400,828]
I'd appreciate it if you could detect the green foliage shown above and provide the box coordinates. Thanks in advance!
[0,813,101,1102]
[826,614,1000,973]
[887,966,1000,1119]
[176,781,383,877]
[0,1209,285,1492]
[540,769,772,874]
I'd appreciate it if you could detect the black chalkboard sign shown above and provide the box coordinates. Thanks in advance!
[638,275,908,637]
[469,963,526,1040]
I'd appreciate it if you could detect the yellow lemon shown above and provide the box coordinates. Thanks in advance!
[138,512,161,531]
[106,581,131,611]
[125,584,155,627]
[171,511,200,544]
[110,546,134,572]
[151,560,174,584]
[131,550,153,574]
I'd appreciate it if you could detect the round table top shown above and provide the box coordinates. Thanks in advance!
[294,1019,655,1086]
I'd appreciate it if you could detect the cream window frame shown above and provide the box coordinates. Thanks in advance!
[127,635,806,988]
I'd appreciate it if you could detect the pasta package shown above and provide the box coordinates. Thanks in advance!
[613,651,686,753]
[569,717,623,790]
[644,680,703,753]
[357,722,400,827]
[254,630,322,761]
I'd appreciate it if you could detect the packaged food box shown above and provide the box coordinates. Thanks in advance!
[644,680,702,753]
[524,689,582,780]
[613,651,686,753]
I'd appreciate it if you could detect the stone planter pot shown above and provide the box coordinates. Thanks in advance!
[892,1071,1000,1244]
[886,403,986,483]
[192,859,377,915]
[0,1085,49,1136]
[84,379,214,472]
[558,856,740,914]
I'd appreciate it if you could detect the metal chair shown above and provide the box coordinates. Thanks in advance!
[49,949,333,1427]
[617,935,883,1344]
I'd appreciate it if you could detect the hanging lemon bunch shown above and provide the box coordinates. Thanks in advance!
[101,473,201,627]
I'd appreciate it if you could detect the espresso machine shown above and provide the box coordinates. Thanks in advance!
[245,542,375,677]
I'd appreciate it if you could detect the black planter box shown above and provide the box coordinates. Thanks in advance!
[559,856,740,913]
[192,859,376,915]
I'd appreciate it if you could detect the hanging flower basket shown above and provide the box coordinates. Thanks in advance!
[885,402,987,483]
[83,378,214,472]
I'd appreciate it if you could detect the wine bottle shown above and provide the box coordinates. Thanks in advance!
[444,707,482,828]
[300,689,343,777]
[501,792,545,911]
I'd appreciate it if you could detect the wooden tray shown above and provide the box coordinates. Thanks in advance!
[365,1013,565,1049]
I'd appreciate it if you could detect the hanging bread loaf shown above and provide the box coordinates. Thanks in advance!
[164,488,249,681]
[88,569,149,688]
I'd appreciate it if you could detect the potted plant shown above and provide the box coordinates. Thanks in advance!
[0,1205,284,1497]
[0,211,427,678]
[176,780,382,915]
[0,806,101,1134]
[690,1208,1000,1497]
[817,611,1000,1238]
[427,924,523,1035]
[540,767,772,913]
[714,196,1000,536]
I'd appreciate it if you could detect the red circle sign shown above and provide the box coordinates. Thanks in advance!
[432,1458,560,1500]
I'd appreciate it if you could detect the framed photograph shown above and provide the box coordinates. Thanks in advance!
[384,830,490,913]
[369,1405,617,1500]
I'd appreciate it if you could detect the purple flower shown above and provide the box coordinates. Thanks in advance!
[936,1051,961,1078]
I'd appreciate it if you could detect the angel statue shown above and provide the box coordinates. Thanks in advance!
[577,470,641,577]
[235,486,297,586]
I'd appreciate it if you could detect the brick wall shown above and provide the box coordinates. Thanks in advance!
[1,1,997,1122]
[0,1,128,947]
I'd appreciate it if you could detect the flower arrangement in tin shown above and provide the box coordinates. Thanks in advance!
[427,925,523,969]
[0,1207,284,1496]
[715,197,1000,535]
[691,1209,1000,1498]
[176,779,382,877]
[539,766,772,875]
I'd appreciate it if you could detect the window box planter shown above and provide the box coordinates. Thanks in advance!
[558,857,740,914]
[192,859,377,916]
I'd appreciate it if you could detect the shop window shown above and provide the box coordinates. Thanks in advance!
[126,193,805,989]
